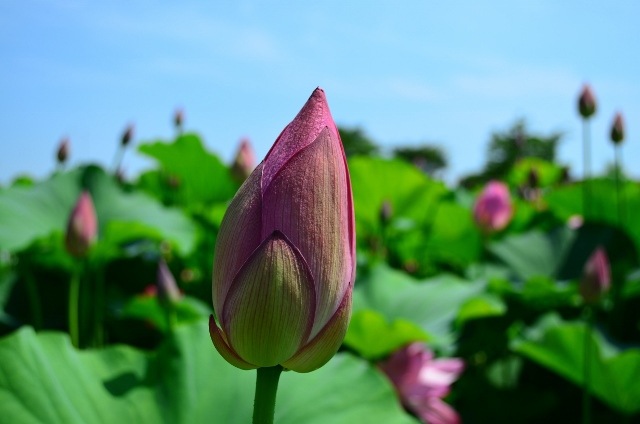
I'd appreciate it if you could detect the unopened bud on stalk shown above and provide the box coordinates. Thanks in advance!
[65,191,98,257]
[57,138,70,164]
[210,88,355,373]
[174,109,184,129]
[610,112,625,145]
[380,200,393,225]
[121,124,134,147]
[527,168,539,189]
[578,84,597,119]
[579,247,611,304]
[157,259,182,307]
[230,138,257,182]
[473,181,513,233]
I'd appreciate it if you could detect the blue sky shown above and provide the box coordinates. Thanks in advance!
[1,0,638,184]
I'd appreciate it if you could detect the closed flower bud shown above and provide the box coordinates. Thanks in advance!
[174,108,184,129]
[380,199,393,225]
[210,88,355,373]
[230,138,257,182]
[65,191,97,257]
[473,181,513,233]
[610,112,625,144]
[157,259,182,307]
[121,124,134,147]
[57,138,70,164]
[527,168,539,189]
[578,84,597,119]
[580,247,611,303]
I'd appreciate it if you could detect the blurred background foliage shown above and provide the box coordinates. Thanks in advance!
[0,113,638,423]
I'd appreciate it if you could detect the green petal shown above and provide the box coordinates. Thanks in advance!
[282,287,352,373]
[208,315,257,370]
[223,231,316,367]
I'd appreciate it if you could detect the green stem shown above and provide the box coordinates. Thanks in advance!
[253,366,283,424]
[112,145,126,174]
[614,145,624,226]
[93,261,105,348]
[582,119,591,217]
[68,264,82,348]
[22,266,43,330]
[583,307,594,424]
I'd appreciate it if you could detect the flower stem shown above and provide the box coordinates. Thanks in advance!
[582,119,591,218]
[68,264,82,348]
[253,366,283,424]
[23,268,43,330]
[614,145,624,226]
[582,307,594,424]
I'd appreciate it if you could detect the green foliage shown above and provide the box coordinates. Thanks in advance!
[338,127,379,157]
[0,320,418,424]
[393,144,447,177]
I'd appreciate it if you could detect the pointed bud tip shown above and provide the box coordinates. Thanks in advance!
[578,84,597,119]
[610,112,625,144]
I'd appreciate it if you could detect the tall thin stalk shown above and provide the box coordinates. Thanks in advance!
[582,119,592,218]
[68,263,82,348]
[614,145,624,226]
[582,307,594,424]
[253,366,283,424]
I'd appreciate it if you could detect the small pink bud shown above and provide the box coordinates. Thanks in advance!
[578,84,597,119]
[380,200,393,224]
[580,247,611,303]
[473,181,513,233]
[610,112,625,145]
[210,88,355,372]
[174,108,184,129]
[121,124,134,147]
[65,191,98,257]
[230,138,257,182]
[378,343,464,424]
[157,259,182,307]
[57,138,69,164]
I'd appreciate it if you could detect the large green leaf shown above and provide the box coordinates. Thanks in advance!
[512,313,640,415]
[0,166,196,255]
[354,263,485,348]
[0,320,417,424]
[137,134,239,206]
[545,179,640,258]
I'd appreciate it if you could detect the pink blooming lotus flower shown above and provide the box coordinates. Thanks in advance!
[379,343,464,424]
[65,191,98,257]
[230,138,257,182]
[210,88,355,373]
[580,247,611,304]
[473,181,513,233]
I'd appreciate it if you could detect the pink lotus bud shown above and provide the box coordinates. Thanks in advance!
[580,247,611,303]
[230,138,257,182]
[473,181,513,233]
[578,84,597,119]
[174,108,184,129]
[378,343,464,424]
[65,191,98,257]
[610,112,625,144]
[57,138,69,164]
[210,88,355,373]
[157,259,182,307]
[121,124,134,147]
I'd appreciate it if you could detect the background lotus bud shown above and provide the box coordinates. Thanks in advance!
[210,88,355,373]
[65,191,98,257]
[578,84,597,119]
[378,343,464,424]
[121,124,134,147]
[230,138,257,182]
[57,138,69,164]
[473,181,513,233]
[380,199,393,225]
[157,259,182,307]
[527,168,539,189]
[174,108,184,130]
[610,112,625,144]
[580,247,611,303]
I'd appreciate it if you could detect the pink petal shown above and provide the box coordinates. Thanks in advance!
[408,397,461,424]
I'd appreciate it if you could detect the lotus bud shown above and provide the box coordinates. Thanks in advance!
[473,181,513,233]
[527,168,539,189]
[610,112,625,145]
[578,84,597,119]
[580,247,611,303]
[57,138,69,164]
[157,259,182,307]
[230,138,257,182]
[378,343,464,424]
[210,88,355,373]
[121,124,134,147]
[174,108,184,130]
[65,191,98,257]
[380,199,393,225]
